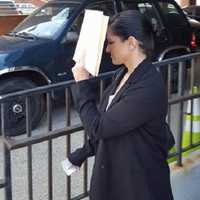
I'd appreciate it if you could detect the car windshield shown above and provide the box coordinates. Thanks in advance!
[12,2,79,39]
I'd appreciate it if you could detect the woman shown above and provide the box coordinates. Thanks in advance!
[66,10,174,200]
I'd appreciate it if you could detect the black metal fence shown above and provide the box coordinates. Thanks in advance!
[1,52,200,200]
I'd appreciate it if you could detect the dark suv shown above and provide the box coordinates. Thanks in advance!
[0,0,195,136]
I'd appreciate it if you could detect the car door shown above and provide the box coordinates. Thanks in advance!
[118,0,170,60]
[156,0,192,47]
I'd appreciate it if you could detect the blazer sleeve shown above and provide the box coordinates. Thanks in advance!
[75,78,166,140]
[67,69,124,166]
[68,138,97,167]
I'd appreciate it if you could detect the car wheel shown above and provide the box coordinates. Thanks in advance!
[0,78,45,136]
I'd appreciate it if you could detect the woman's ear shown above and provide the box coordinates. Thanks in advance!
[127,36,137,51]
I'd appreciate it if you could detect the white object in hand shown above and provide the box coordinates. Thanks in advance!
[73,9,109,76]
[61,158,79,176]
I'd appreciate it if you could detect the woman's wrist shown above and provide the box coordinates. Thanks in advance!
[72,62,90,82]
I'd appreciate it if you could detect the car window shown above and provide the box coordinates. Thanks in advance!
[74,0,115,31]
[69,1,115,36]
[159,2,179,14]
[158,2,187,27]
[121,1,163,35]
[14,3,77,39]
[138,3,163,33]
[87,1,115,16]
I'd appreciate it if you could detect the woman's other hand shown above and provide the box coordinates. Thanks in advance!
[72,61,90,82]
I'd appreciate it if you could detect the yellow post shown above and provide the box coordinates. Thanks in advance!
[182,86,200,155]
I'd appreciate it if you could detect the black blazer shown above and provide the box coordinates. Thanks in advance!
[69,59,174,200]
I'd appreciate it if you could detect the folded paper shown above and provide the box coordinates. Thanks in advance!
[73,9,109,76]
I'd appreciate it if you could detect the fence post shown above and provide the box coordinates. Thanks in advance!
[176,61,186,166]
[4,145,12,200]
[1,103,12,200]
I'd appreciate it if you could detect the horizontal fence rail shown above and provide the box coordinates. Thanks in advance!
[0,179,5,188]
[1,52,200,200]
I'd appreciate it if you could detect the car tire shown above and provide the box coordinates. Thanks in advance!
[0,77,45,136]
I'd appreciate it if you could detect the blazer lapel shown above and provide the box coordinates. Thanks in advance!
[107,58,152,111]
[110,67,127,94]
[100,67,126,112]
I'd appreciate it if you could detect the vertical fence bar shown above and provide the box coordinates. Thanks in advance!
[83,132,88,196]
[167,105,171,128]
[167,64,172,149]
[190,57,195,90]
[3,145,12,200]
[189,57,195,149]
[1,103,12,200]
[99,79,105,102]
[65,88,71,200]
[167,64,172,97]
[65,88,71,128]
[26,96,32,137]
[190,97,194,148]
[177,61,186,166]
[26,96,33,200]
[190,57,195,148]
[47,92,53,200]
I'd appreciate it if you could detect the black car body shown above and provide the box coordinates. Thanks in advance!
[183,5,200,49]
[0,0,196,136]
[183,5,200,22]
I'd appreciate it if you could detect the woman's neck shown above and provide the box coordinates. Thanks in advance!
[125,53,147,74]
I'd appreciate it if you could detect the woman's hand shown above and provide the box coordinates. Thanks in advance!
[72,61,90,82]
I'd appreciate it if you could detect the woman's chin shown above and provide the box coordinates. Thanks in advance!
[111,59,118,65]
[112,60,122,66]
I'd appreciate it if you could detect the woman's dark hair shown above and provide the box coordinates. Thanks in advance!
[108,10,154,57]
